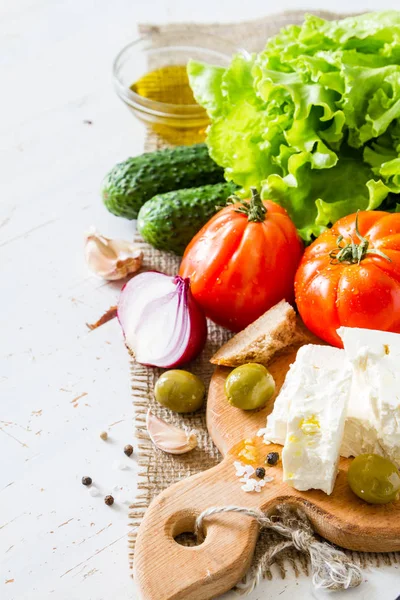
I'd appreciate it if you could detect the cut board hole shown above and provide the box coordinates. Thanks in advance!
[174,531,203,547]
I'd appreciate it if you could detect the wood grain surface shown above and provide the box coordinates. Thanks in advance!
[134,346,400,599]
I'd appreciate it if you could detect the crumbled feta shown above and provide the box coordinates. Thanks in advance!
[256,428,271,444]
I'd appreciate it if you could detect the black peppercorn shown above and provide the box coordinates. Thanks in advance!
[81,476,92,486]
[104,495,114,506]
[266,452,279,466]
[255,467,266,479]
[124,444,134,457]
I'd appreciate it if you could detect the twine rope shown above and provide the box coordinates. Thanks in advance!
[195,505,363,594]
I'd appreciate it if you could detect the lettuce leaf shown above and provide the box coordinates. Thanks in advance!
[188,11,400,241]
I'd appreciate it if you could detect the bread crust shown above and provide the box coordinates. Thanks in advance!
[211,300,300,367]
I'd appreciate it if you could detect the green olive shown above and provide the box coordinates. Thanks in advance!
[347,453,400,505]
[154,370,205,413]
[225,363,275,411]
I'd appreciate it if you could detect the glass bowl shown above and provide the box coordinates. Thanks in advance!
[112,31,236,144]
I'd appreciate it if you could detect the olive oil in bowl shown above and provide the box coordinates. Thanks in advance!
[131,65,197,105]
[130,65,208,144]
[113,34,234,145]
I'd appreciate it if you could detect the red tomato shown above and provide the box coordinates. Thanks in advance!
[295,211,400,347]
[179,189,303,331]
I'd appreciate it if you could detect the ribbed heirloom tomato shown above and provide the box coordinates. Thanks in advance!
[295,211,400,347]
[179,189,303,331]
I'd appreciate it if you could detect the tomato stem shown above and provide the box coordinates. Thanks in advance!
[329,212,392,265]
[226,188,267,222]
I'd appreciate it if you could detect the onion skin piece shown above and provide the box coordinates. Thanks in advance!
[171,276,207,367]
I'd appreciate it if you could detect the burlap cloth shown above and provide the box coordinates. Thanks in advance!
[128,10,400,589]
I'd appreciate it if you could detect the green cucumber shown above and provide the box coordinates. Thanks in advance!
[137,181,238,255]
[102,143,225,219]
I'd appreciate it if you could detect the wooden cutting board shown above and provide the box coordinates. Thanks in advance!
[134,345,400,600]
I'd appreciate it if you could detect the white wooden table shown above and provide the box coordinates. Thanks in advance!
[1,1,399,598]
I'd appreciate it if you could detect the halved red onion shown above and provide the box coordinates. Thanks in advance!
[117,272,207,368]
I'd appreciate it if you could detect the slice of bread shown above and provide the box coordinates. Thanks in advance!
[211,300,312,367]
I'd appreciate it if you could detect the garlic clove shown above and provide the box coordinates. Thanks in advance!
[146,410,197,455]
[84,228,143,281]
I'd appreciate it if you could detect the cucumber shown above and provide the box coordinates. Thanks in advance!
[137,181,238,255]
[102,143,225,219]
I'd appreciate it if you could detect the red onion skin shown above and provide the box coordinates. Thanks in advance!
[167,280,207,367]
[117,273,207,368]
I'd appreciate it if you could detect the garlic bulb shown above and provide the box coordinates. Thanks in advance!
[84,228,143,280]
[146,410,197,455]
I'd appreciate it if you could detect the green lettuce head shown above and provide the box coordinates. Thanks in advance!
[188,11,400,241]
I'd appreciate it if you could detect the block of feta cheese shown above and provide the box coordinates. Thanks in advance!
[281,345,352,494]
[258,357,300,446]
[259,345,346,446]
[338,327,400,468]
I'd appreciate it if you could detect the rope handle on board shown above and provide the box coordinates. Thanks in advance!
[195,504,363,595]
